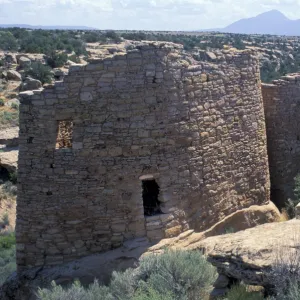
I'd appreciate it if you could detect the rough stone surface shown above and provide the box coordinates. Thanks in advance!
[209,288,228,299]
[0,127,19,147]
[198,220,300,287]
[0,150,18,172]
[213,274,230,288]
[150,202,280,251]
[17,41,270,270]
[263,75,300,207]
[18,56,31,69]
[206,51,217,61]
[6,70,22,81]
[20,77,42,91]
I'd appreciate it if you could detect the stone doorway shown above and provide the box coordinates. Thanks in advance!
[142,179,161,216]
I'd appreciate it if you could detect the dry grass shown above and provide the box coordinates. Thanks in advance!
[278,209,290,222]
[0,183,16,234]
[270,232,300,299]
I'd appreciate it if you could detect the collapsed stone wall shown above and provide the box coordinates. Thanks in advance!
[262,75,300,208]
[16,42,270,270]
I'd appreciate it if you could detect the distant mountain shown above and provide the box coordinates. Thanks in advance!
[0,24,98,30]
[203,10,300,36]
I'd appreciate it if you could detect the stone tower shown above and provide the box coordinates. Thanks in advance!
[263,75,300,208]
[17,42,270,270]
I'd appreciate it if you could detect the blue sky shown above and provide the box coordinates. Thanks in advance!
[0,0,299,30]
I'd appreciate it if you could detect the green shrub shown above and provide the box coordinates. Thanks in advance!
[24,62,52,84]
[0,98,4,106]
[0,232,16,250]
[133,285,174,300]
[11,103,19,110]
[9,172,17,185]
[0,31,18,51]
[68,54,81,64]
[46,51,68,68]
[2,181,17,197]
[0,232,16,285]
[0,245,16,285]
[227,285,264,300]
[38,280,114,300]
[0,110,19,128]
[37,250,216,300]
[286,174,300,218]
[269,233,300,300]
[135,250,217,300]
[1,213,9,227]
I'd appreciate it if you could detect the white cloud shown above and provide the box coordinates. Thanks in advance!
[0,0,300,30]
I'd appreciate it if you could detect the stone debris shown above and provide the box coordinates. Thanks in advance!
[0,150,18,173]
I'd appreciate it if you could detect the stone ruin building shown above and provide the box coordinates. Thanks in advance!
[17,42,272,270]
[262,75,300,208]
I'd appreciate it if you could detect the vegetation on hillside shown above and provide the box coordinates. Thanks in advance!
[24,62,53,84]
[0,28,299,83]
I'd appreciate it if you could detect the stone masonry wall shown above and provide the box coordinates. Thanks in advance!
[16,42,270,270]
[262,75,300,208]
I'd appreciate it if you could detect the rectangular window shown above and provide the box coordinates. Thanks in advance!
[56,120,73,149]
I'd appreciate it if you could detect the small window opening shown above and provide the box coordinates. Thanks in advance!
[142,179,162,216]
[56,120,73,149]
[27,137,34,144]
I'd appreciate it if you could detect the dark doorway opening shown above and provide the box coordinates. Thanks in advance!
[142,180,162,216]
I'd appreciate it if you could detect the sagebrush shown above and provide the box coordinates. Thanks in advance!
[0,232,16,285]
[37,250,216,300]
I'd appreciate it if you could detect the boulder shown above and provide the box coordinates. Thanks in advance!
[198,220,300,288]
[0,150,18,173]
[0,127,19,146]
[66,60,77,66]
[206,51,217,61]
[6,70,22,81]
[18,56,31,69]
[20,77,42,91]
